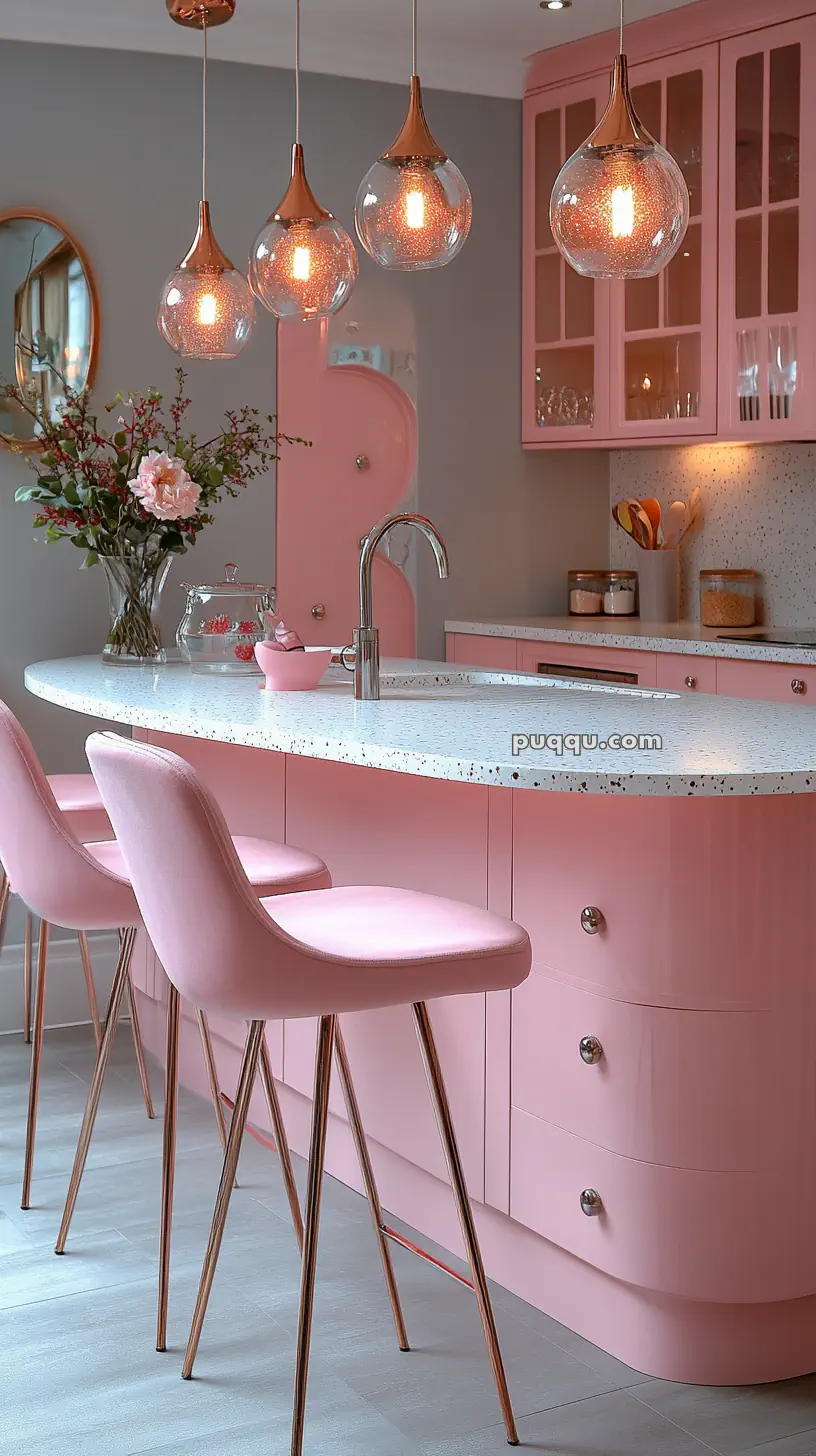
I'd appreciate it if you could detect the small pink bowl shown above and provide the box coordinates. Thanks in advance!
[254,641,332,691]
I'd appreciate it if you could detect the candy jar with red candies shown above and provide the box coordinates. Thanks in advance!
[176,563,275,674]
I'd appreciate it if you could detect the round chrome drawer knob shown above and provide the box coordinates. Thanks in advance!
[579,1035,604,1065]
[792,679,807,695]
[580,1188,603,1217]
[580,906,605,935]
[684,675,697,689]
[311,604,326,620]
[355,454,370,471]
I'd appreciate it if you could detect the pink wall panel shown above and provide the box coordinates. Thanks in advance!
[275,318,418,654]
[283,754,491,1199]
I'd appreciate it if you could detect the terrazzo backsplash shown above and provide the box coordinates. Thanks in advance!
[609,444,816,624]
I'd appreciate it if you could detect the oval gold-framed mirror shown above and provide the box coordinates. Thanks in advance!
[0,208,99,452]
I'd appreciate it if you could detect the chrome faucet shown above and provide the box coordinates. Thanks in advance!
[343,512,450,700]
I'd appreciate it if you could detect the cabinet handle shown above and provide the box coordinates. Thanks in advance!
[355,454,370,471]
[311,604,326,620]
[580,1189,603,1217]
[792,679,807,696]
[684,675,697,689]
[580,906,605,935]
[579,1035,604,1065]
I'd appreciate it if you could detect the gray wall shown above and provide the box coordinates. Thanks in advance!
[0,39,609,771]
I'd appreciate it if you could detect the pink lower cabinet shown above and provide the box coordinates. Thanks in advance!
[517,641,658,688]
[445,633,518,671]
[716,657,816,703]
[654,651,717,694]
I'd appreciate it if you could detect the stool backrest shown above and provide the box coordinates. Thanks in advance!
[0,701,135,929]
[86,731,306,1013]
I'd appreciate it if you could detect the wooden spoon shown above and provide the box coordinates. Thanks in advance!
[663,500,686,550]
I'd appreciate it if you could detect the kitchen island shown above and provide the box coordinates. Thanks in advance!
[25,655,816,1385]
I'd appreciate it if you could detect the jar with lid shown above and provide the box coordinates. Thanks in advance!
[699,570,759,629]
[568,571,606,616]
[177,563,275,673]
[603,571,637,616]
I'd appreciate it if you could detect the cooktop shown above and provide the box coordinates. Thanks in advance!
[716,630,816,648]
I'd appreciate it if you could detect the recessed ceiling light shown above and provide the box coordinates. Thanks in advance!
[541,0,572,9]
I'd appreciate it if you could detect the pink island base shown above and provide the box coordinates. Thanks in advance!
[130,732,816,1387]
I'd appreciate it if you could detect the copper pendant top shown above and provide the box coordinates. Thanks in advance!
[381,76,447,165]
[589,55,652,151]
[167,0,235,28]
[272,144,331,226]
[180,202,235,272]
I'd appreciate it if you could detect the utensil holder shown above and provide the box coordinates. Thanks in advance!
[637,550,679,623]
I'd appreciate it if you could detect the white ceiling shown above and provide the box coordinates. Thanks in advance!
[0,0,703,98]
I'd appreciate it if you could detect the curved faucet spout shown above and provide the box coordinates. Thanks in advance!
[360,512,449,631]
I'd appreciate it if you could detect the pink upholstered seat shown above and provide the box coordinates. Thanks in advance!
[85,733,532,1022]
[47,774,111,844]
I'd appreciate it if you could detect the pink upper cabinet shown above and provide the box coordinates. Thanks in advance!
[523,75,613,445]
[718,17,816,441]
[608,45,719,443]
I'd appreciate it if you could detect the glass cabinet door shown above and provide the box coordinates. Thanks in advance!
[719,18,816,440]
[523,78,612,443]
[608,45,719,441]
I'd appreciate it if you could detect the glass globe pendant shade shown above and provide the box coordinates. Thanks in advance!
[158,208,256,361]
[355,77,472,271]
[250,145,358,320]
[550,56,689,279]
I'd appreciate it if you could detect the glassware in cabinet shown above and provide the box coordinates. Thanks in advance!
[523,78,612,444]
[718,18,816,439]
[608,45,720,441]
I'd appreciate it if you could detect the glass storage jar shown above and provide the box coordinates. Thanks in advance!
[603,571,637,616]
[568,571,606,616]
[177,563,275,674]
[699,569,759,628]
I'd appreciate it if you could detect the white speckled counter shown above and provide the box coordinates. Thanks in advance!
[446,616,816,664]
[25,654,816,797]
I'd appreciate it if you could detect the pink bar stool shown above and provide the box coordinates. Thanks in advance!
[0,703,327,1344]
[87,731,533,1452]
[0,770,112,1044]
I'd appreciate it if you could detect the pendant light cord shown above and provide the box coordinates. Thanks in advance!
[295,0,301,144]
[619,0,624,55]
[412,0,418,76]
[201,19,208,200]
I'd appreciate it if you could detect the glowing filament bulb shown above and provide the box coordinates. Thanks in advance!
[405,190,425,230]
[642,375,652,392]
[292,245,312,281]
[198,293,218,326]
[611,185,635,238]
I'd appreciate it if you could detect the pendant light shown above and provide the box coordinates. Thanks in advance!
[158,1,256,359]
[249,0,358,320]
[549,0,689,279]
[354,0,472,271]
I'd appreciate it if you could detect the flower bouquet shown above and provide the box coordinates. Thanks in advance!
[8,369,302,663]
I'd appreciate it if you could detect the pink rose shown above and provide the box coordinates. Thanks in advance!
[129,451,201,521]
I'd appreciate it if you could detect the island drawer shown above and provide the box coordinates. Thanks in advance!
[516,642,658,687]
[512,790,816,1010]
[509,1107,816,1304]
[511,974,807,1171]
[716,659,816,704]
[654,653,717,695]
[446,633,518,671]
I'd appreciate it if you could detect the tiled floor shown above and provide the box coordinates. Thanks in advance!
[2,1027,816,1456]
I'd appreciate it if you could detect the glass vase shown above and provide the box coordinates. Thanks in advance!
[101,552,173,666]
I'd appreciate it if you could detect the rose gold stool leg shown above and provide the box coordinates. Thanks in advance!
[412,1001,519,1447]
[23,911,33,1044]
[76,931,102,1049]
[197,1010,240,1189]
[126,966,155,1120]
[21,921,50,1210]
[334,1024,409,1351]
[55,929,136,1252]
[258,1032,304,1253]
[290,1014,335,1456]
[182,1019,265,1380]
[157,983,180,1352]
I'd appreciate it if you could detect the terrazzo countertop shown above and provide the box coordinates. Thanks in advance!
[24,654,816,797]
[446,617,816,665]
